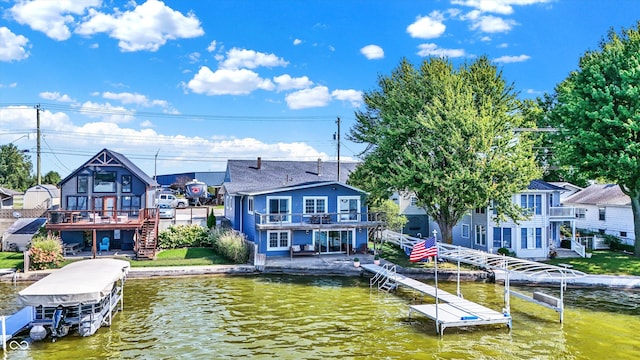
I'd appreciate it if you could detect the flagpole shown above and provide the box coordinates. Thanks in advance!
[433,229,439,335]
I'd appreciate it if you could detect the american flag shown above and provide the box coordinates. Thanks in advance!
[409,237,437,262]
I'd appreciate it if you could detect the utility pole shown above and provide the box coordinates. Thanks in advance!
[35,104,42,185]
[154,149,160,182]
[336,116,341,182]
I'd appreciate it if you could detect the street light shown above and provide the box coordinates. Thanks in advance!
[154,149,160,182]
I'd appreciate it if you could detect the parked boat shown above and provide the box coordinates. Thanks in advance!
[16,259,129,341]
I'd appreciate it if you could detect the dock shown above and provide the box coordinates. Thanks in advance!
[2,306,33,351]
[362,263,511,335]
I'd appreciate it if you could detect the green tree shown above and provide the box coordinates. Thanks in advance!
[348,56,541,244]
[369,199,407,232]
[550,22,640,256]
[42,171,62,185]
[0,143,34,191]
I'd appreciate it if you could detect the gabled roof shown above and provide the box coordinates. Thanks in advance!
[237,181,365,196]
[60,148,158,187]
[0,186,21,197]
[527,179,566,192]
[564,183,630,206]
[223,159,358,195]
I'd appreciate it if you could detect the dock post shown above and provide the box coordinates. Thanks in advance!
[2,315,6,352]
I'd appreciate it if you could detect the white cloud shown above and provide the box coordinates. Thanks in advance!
[331,89,363,107]
[407,11,446,39]
[102,92,149,105]
[80,101,136,123]
[481,36,492,42]
[452,0,551,15]
[470,15,517,33]
[188,52,201,63]
[207,40,217,52]
[40,91,74,102]
[0,82,18,88]
[493,54,531,63]
[0,105,72,130]
[219,48,288,70]
[273,75,313,92]
[75,0,204,52]
[417,43,466,58]
[8,0,100,41]
[360,44,384,60]
[525,88,543,95]
[0,27,30,62]
[187,66,275,95]
[498,42,509,48]
[285,86,332,110]
[293,38,302,45]
[140,120,154,128]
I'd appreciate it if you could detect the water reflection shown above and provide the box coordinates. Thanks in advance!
[1,276,639,359]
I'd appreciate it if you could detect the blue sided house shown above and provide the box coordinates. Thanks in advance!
[46,148,161,259]
[221,158,384,257]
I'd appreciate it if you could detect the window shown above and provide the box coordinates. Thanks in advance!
[521,194,542,215]
[493,227,512,248]
[303,196,327,214]
[77,176,88,193]
[598,207,605,221]
[267,230,290,250]
[338,196,360,221]
[576,208,586,219]
[122,195,141,215]
[248,196,254,214]
[475,225,486,246]
[122,175,132,193]
[410,196,418,206]
[521,227,542,249]
[475,207,486,214]
[621,231,627,237]
[267,196,290,222]
[67,196,88,210]
[462,224,470,238]
[94,171,116,192]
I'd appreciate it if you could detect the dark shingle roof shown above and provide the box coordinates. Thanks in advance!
[528,179,566,191]
[564,184,630,206]
[223,159,358,194]
[60,148,158,187]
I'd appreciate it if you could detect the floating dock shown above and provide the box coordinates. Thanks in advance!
[362,264,511,335]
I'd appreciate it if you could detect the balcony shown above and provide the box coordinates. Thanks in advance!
[45,209,156,231]
[548,206,581,220]
[254,211,386,231]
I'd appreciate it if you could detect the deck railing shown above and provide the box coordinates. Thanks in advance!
[548,206,577,218]
[253,211,385,227]
[46,208,155,225]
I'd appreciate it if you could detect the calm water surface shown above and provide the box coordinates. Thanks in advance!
[1,275,639,359]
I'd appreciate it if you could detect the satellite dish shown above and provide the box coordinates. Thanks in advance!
[13,211,21,218]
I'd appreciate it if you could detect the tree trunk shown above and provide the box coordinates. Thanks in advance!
[435,220,454,244]
[631,194,640,257]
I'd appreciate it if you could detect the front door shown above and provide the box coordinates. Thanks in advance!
[314,230,354,254]
[94,196,116,217]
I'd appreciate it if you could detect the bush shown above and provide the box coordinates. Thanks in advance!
[158,224,209,249]
[29,235,63,270]
[560,239,572,249]
[209,228,249,264]
[207,210,216,229]
[497,247,510,256]
[603,234,622,251]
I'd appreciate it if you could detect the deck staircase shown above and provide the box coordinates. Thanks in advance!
[136,218,158,260]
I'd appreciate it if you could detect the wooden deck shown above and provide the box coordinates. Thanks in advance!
[362,264,511,335]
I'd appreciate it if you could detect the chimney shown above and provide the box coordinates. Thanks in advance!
[257,157,262,169]
[317,158,322,176]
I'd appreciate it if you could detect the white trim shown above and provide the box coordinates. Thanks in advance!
[302,196,328,215]
[247,196,254,214]
[266,195,292,223]
[267,230,291,251]
[338,195,360,222]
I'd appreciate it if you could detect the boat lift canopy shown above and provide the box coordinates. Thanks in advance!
[18,259,130,307]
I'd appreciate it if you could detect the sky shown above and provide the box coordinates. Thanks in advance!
[1,0,639,180]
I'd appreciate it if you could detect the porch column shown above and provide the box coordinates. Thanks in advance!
[92,229,97,259]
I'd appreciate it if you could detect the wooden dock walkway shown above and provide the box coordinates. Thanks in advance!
[361,264,511,335]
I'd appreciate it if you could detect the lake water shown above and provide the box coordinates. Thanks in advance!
[1,275,639,359]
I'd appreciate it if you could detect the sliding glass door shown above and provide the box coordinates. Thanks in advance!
[313,230,354,254]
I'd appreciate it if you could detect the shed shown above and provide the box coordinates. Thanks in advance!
[23,184,60,210]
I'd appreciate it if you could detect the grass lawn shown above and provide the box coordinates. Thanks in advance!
[0,252,24,270]
[544,250,640,276]
[128,247,233,267]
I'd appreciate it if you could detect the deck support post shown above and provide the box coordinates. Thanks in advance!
[2,315,6,352]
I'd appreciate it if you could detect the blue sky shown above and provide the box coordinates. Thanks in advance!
[1,0,639,179]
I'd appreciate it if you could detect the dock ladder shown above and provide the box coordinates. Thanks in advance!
[370,263,397,293]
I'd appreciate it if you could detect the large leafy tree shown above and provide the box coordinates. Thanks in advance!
[0,143,34,191]
[550,22,640,256]
[348,56,541,244]
[42,171,62,185]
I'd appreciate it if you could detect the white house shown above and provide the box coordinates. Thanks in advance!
[562,183,634,246]
[450,180,577,260]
